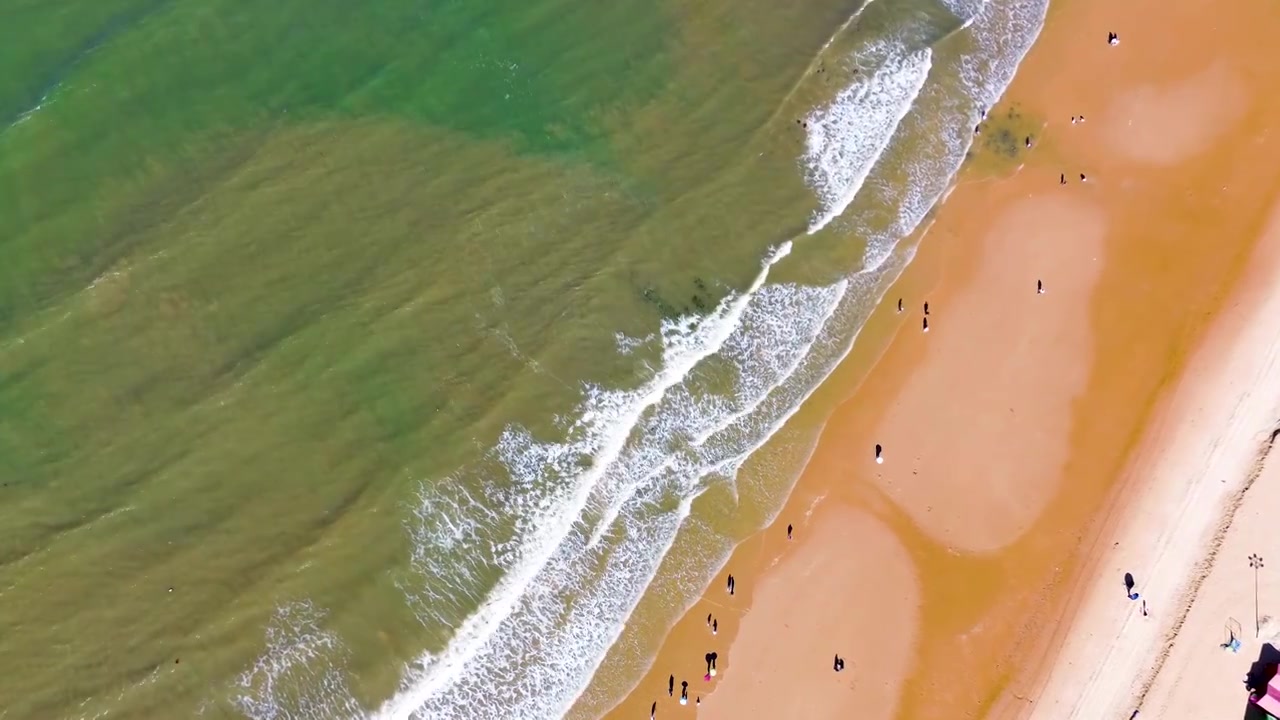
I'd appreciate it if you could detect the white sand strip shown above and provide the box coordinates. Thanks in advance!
[1026,196,1280,719]
[1140,443,1280,718]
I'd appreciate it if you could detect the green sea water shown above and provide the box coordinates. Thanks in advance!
[0,0,1046,717]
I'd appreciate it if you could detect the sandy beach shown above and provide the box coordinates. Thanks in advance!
[590,0,1280,717]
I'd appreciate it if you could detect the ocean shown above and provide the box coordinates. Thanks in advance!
[0,0,1046,717]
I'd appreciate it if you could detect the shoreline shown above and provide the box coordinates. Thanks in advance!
[590,0,1280,717]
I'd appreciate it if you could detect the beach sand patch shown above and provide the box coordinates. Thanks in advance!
[698,504,920,720]
[1101,60,1248,167]
[871,193,1105,553]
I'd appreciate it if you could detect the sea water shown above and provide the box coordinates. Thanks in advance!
[0,0,1046,717]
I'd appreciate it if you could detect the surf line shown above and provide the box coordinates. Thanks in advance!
[586,240,803,543]
[373,241,794,720]
[764,0,884,126]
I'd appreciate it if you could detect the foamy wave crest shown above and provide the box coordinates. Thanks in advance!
[852,0,1048,270]
[803,42,932,234]
[233,601,363,720]
[380,273,855,719]
[374,243,868,719]
[955,0,1049,112]
[583,280,849,546]
[937,0,988,25]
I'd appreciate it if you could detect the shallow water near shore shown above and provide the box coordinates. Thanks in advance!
[0,0,1043,717]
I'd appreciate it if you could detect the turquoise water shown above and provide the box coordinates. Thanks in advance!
[0,0,1046,717]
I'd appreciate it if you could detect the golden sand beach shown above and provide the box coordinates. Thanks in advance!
[594,0,1280,717]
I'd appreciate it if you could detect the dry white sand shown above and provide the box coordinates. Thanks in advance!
[1025,199,1280,719]
[1140,452,1280,719]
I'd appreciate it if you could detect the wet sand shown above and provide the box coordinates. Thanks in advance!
[596,0,1280,717]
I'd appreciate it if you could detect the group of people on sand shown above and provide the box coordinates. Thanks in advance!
[653,657,717,715]
[652,604,726,715]
[890,275,1044,342]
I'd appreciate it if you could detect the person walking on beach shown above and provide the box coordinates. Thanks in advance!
[713,618,718,635]
[923,301,929,315]
[651,701,657,719]
[680,681,689,705]
[897,297,903,313]
[668,674,674,696]
[1060,173,1066,185]
[705,653,714,675]
[706,613,711,626]
[1124,572,1139,600]
[1142,600,1149,617]
[1037,279,1044,295]
[875,444,884,464]
[787,524,793,540]
[710,651,718,674]
[727,574,735,595]
[922,317,929,333]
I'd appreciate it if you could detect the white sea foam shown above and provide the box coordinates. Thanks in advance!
[584,280,850,547]
[233,601,363,720]
[803,43,933,234]
[383,265,870,719]
[373,244,798,720]
[853,0,1049,270]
